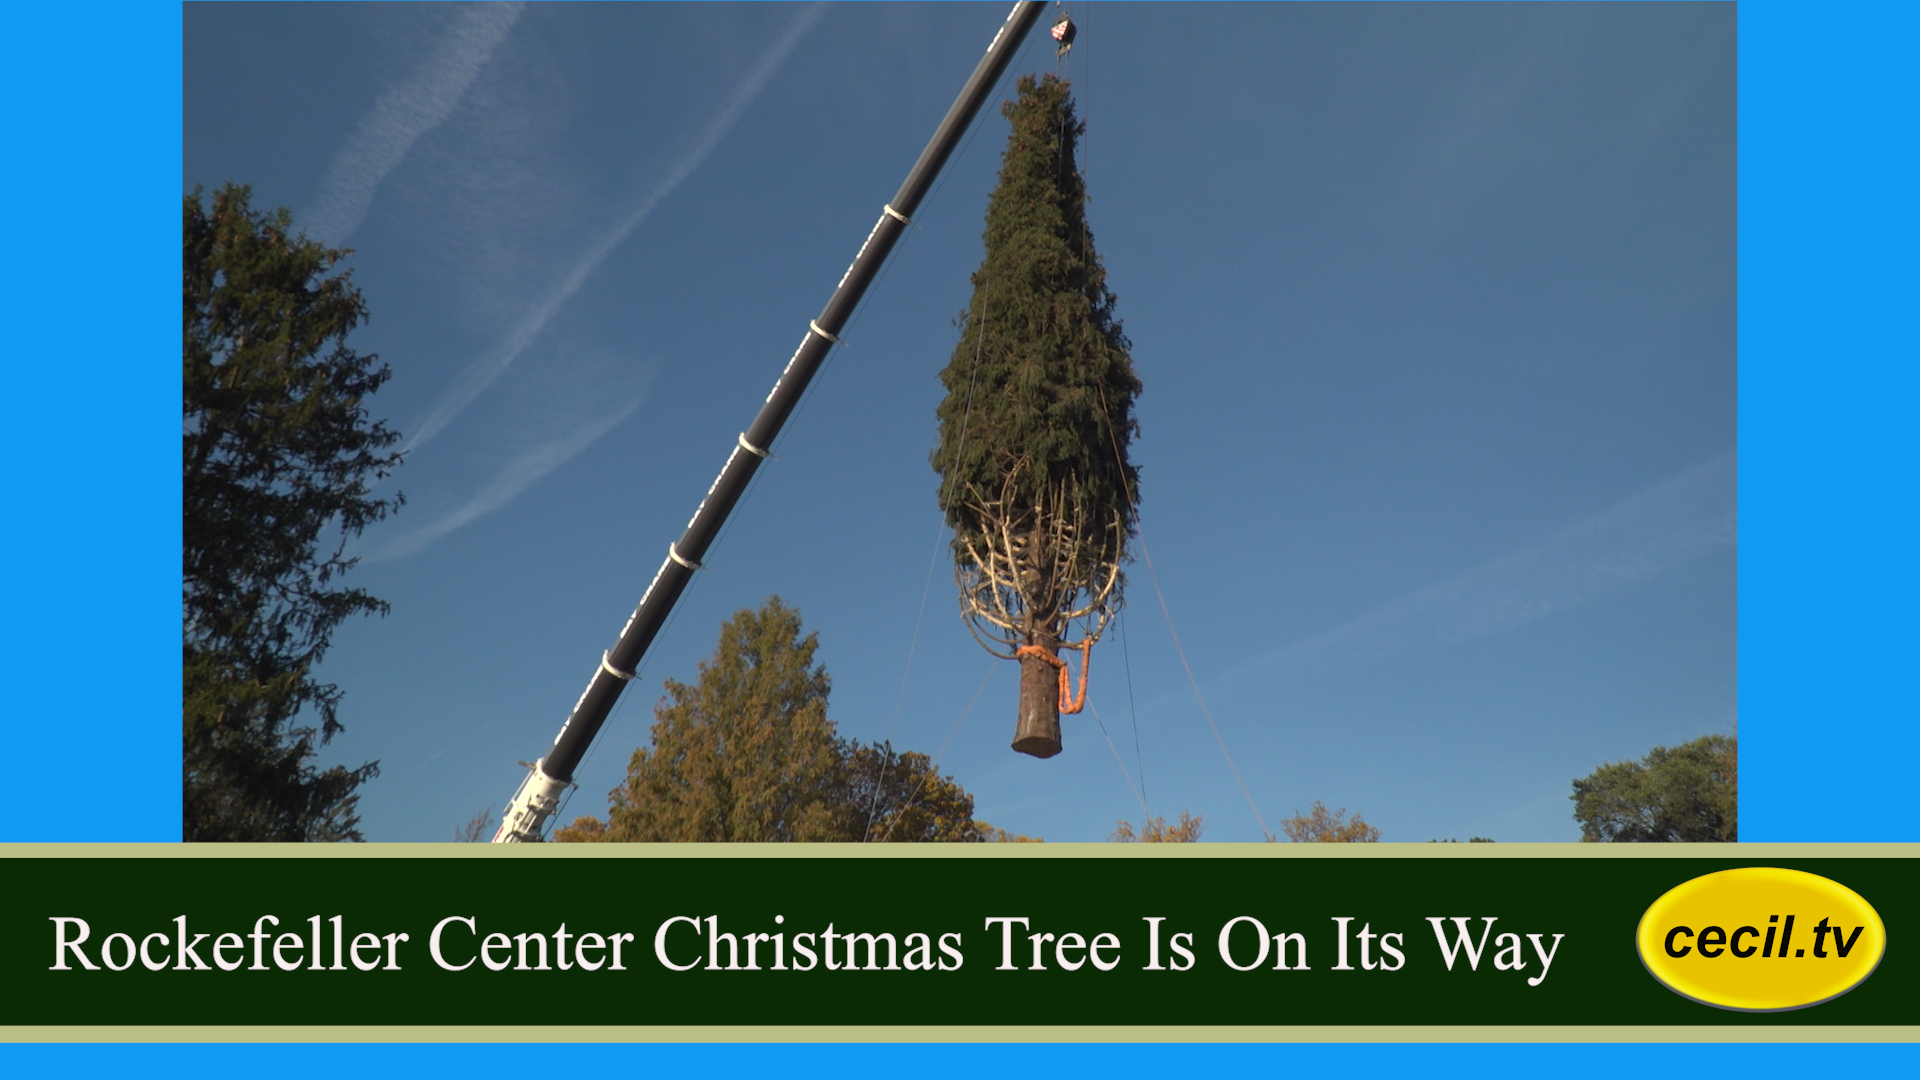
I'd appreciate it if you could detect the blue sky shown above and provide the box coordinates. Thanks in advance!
[181,2,1737,843]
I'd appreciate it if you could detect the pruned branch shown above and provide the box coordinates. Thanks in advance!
[950,461,1125,656]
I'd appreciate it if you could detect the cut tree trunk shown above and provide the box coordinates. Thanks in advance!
[1012,647,1063,758]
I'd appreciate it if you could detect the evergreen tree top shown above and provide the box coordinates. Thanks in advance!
[183,183,403,842]
[933,73,1140,545]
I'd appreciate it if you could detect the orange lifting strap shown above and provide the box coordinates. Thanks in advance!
[1014,640,1093,715]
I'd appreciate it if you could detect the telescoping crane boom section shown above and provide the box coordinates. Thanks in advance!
[493,1,1050,842]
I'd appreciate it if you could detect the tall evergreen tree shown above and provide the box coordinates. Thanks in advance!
[600,598,844,843]
[932,73,1141,758]
[558,598,987,843]
[183,183,403,841]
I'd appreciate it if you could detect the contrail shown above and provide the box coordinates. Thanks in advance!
[305,2,524,246]
[402,1,831,457]
[368,393,648,563]
[1242,451,1737,683]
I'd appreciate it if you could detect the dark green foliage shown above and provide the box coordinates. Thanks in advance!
[577,598,984,843]
[1571,734,1737,842]
[932,73,1140,573]
[183,183,403,842]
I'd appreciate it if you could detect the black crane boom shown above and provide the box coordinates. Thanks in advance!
[494,1,1048,842]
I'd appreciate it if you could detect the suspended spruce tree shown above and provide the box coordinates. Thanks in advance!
[932,73,1140,759]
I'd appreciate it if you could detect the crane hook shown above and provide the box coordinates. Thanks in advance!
[1051,13,1076,58]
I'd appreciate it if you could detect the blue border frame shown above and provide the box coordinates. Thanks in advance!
[0,0,1909,1072]
[1738,0,1919,843]
[4,7,179,842]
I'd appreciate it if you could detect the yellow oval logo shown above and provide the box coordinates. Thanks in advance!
[1637,867,1886,1012]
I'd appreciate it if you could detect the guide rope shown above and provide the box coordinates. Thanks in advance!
[875,660,1000,843]
[1097,379,1273,840]
[1088,698,1149,820]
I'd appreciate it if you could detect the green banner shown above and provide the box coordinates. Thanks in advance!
[2,845,1911,1029]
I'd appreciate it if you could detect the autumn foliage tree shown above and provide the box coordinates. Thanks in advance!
[973,823,1045,843]
[1110,812,1205,843]
[183,183,403,842]
[845,743,982,843]
[932,73,1140,760]
[1280,801,1381,843]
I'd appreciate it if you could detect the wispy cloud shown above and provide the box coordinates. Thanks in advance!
[305,2,524,246]
[401,1,831,457]
[368,393,648,563]
[1241,451,1737,682]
